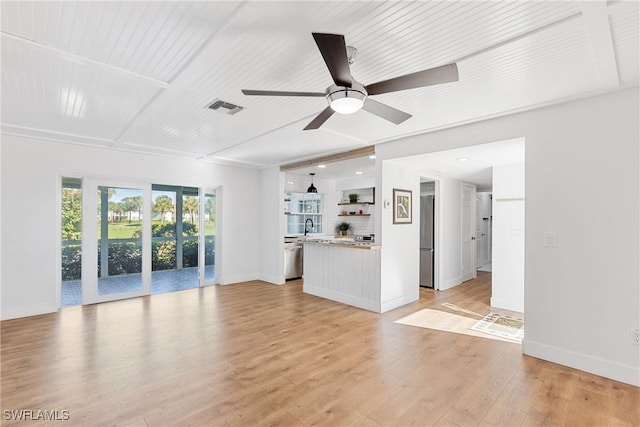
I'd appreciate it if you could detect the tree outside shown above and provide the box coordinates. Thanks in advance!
[183,196,199,224]
[153,195,174,224]
[61,188,82,240]
[121,196,142,223]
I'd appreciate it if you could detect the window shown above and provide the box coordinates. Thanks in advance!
[285,192,323,235]
[61,177,82,306]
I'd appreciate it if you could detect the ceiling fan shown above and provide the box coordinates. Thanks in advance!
[241,33,459,130]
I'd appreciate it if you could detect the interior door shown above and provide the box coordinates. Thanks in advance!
[82,179,151,304]
[461,183,476,282]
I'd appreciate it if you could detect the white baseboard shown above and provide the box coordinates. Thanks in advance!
[381,294,419,313]
[439,275,462,290]
[491,296,524,313]
[1,302,59,320]
[303,284,380,313]
[258,273,285,285]
[522,339,640,387]
[219,273,259,285]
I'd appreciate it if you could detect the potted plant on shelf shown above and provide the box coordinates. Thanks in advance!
[335,221,353,237]
[349,193,359,203]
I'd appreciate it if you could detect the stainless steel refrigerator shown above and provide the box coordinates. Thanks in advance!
[420,195,434,288]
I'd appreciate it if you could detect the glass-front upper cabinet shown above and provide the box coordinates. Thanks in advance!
[285,192,323,235]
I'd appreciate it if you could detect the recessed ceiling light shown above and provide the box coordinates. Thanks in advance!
[369,155,376,159]
[318,164,326,168]
[287,181,293,185]
[457,157,469,162]
[355,171,363,175]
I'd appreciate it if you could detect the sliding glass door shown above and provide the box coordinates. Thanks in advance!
[67,180,217,306]
[150,185,201,293]
[82,179,151,304]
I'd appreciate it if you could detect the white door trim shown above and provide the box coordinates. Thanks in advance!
[461,182,477,282]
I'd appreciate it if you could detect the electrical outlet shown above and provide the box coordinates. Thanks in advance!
[632,329,640,346]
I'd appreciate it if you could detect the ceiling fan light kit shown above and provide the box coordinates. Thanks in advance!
[242,32,459,130]
[326,82,367,114]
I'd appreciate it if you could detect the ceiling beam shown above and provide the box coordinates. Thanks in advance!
[580,1,620,89]
[0,31,171,89]
[280,146,374,171]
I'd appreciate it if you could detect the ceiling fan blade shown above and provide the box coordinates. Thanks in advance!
[312,33,352,87]
[365,63,458,95]
[362,99,412,125]
[242,89,325,97]
[303,106,335,130]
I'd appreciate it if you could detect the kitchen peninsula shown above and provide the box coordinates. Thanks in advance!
[303,239,381,312]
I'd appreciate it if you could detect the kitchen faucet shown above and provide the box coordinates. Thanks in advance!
[304,218,314,236]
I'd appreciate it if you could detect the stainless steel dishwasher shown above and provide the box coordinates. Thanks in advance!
[284,242,303,279]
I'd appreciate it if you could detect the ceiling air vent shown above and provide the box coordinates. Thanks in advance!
[206,99,244,115]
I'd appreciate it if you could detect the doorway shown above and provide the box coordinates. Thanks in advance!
[411,139,525,314]
[419,181,436,289]
[61,180,218,307]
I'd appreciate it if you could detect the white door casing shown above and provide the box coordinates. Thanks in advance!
[461,182,477,282]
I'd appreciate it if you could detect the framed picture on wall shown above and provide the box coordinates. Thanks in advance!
[393,188,412,224]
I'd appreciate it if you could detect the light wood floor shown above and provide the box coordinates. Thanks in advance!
[1,272,638,426]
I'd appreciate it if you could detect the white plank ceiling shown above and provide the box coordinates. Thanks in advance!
[1,1,638,168]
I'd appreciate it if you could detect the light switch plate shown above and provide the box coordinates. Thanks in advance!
[544,232,558,248]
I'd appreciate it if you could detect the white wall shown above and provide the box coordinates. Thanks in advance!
[259,167,285,284]
[377,159,420,312]
[375,88,640,386]
[1,135,262,320]
[438,178,463,290]
[491,163,525,313]
[335,175,375,191]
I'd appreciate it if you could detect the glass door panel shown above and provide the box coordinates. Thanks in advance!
[98,186,143,295]
[82,179,150,304]
[150,185,200,294]
[150,188,177,294]
[179,189,199,290]
[203,192,216,284]
[61,177,82,307]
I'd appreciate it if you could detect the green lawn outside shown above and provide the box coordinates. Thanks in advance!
[204,221,215,236]
[103,220,216,239]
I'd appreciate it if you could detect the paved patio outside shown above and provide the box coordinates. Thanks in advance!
[62,266,215,307]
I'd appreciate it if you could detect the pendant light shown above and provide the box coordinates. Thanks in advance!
[307,173,318,193]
